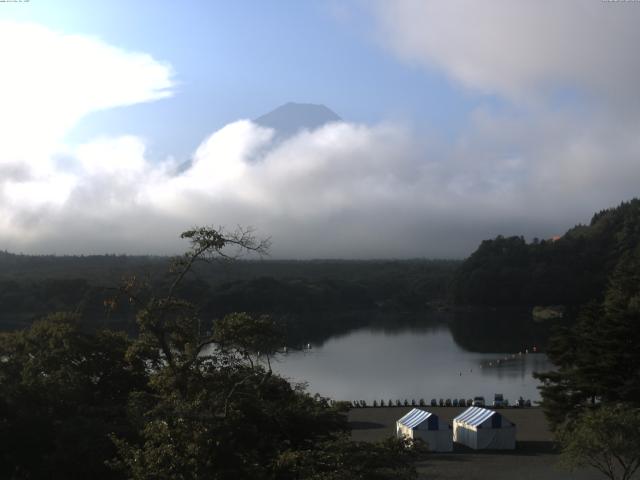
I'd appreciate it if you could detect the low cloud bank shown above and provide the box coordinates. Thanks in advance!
[2,113,639,258]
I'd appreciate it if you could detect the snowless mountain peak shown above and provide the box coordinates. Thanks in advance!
[254,102,341,138]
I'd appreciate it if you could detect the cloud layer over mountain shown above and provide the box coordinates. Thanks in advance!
[4,110,639,258]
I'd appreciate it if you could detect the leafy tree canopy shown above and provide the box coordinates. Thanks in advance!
[1,226,424,479]
[452,198,640,307]
[0,312,146,479]
[558,405,640,480]
[535,248,640,429]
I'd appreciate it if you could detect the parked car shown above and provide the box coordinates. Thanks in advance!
[472,396,485,407]
[493,393,505,408]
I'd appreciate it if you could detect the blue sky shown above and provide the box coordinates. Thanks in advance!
[1,1,639,257]
[2,0,477,160]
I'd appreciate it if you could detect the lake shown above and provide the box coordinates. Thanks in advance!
[272,319,554,405]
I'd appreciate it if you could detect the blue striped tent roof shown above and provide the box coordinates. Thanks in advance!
[454,406,497,427]
[397,408,433,429]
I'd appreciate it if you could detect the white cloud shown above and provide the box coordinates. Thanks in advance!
[1,15,640,258]
[0,21,174,248]
[372,0,640,107]
[0,21,174,164]
[3,111,639,258]
[75,136,148,177]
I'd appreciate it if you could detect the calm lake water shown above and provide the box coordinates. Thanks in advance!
[272,322,553,404]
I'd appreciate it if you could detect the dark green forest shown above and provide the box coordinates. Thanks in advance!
[532,221,640,479]
[0,254,458,345]
[1,228,425,479]
[4,200,640,338]
[2,200,640,478]
[452,199,640,308]
[2,199,640,352]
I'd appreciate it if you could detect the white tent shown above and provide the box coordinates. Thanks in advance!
[396,408,453,452]
[453,406,516,450]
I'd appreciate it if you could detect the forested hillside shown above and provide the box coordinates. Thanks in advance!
[0,254,458,334]
[3,198,639,332]
[452,199,640,307]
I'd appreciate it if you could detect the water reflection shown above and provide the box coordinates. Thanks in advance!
[449,308,551,353]
[273,318,554,404]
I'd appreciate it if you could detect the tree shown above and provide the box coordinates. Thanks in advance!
[212,311,284,372]
[535,250,640,429]
[275,435,424,480]
[535,249,640,480]
[451,199,640,308]
[0,312,146,479]
[1,226,423,479]
[558,405,640,480]
[108,226,423,479]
